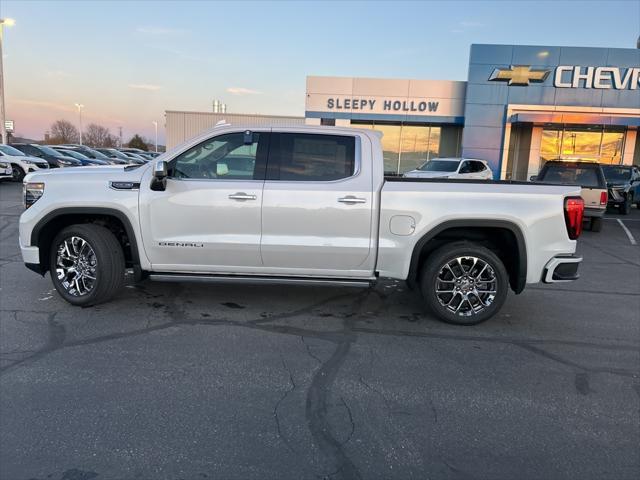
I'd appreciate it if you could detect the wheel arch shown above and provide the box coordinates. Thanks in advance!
[407,219,527,294]
[30,207,143,279]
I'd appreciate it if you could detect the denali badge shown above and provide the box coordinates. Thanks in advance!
[159,242,204,248]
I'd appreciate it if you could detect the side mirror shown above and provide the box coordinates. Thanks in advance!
[150,160,168,191]
[530,175,538,182]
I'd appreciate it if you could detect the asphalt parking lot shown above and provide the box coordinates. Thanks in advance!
[0,180,638,480]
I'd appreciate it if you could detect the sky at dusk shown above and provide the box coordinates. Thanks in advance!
[1,0,638,143]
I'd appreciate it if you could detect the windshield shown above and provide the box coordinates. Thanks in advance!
[0,145,25,156]
[59,149,89,160]
[82,148,110,160]
[417,160,459,172]
[602,166,631,183]
[108,149,131,160]
[37,145,65,157]
[541,165,601,188]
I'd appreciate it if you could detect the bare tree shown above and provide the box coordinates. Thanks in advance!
[49,120,79,144]
[84,123,117,148]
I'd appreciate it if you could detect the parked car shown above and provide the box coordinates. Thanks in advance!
[19,124,584,325]
[56,145,127,165]
[120,151,149,163]
[403,157,493,180]
[0,160,12,180]
[601,164,640,215]
[51,148,109,166]
[532,161,607,232]
[96,148,145,165]
[119,147,148,155]
[0,144,49,181]
[11,143,82,168]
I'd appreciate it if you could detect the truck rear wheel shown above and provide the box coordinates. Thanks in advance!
[590,217,602,232]
[49,224,125,306]
[620,195,632,215]
[420,242,509,325]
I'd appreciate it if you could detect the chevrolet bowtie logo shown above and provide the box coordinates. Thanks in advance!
[489,65,551,86]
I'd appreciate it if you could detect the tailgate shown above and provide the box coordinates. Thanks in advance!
[581,187,604,208]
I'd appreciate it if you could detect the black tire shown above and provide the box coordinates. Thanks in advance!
[49,224,125,306]
[419,242,509,326]
[11,164,25,182]
[590,217,603,232]
[620,195,632,215]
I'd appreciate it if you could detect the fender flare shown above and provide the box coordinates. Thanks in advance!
[407,219,528,294]
[31,207,143,276]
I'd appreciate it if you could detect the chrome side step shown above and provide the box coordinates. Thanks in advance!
[148,273,375,288]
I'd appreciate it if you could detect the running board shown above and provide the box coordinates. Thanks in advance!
[148,273,375,288]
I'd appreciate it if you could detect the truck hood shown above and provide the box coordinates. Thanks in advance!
[24,164,147,183]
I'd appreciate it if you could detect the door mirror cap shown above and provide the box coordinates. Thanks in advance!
[151,160,168,191]
[153,160,168,179]
[530,175,538,182]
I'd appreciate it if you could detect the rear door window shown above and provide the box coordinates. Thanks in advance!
[471,161,486,172]
[268,133,356,181]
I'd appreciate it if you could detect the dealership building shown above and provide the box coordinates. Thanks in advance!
[166,43,639,179]
[306,43,640,179]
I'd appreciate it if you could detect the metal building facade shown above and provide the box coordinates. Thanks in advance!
[165,111,305,149]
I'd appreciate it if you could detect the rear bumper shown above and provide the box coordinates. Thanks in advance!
[584,207,605,218]
[543,255,582,283]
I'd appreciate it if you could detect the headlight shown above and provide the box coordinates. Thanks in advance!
[22,159,35,164]
[58,159,73,166]
[23,182,45,209]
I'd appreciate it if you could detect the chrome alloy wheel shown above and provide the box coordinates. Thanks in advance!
[55,236,97,296]
[435,256,497,317]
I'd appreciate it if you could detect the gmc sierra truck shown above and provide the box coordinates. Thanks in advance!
[19,125,585,325]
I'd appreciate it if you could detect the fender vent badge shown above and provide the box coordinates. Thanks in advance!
[109,181,140,190]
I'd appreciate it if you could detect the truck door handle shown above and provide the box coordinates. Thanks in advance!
[338,196,366,204]
[228,192,257,201]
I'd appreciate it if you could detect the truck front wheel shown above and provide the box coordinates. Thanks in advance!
[49,224,125,306]
[420,242,509,325]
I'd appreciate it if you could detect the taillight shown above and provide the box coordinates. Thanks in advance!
[600,191,607,205]
[564,197,584,240]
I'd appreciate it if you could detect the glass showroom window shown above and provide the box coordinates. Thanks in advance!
[541,129,562,163]
[600,131,625,164]
[374,124,402,175]
[540,126,626,165]
[352,122,441,175]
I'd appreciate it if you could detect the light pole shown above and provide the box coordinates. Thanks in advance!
[74,103,84,145]
[152,120,158,152]
[0,18,16,145]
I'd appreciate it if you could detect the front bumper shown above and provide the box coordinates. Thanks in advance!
[543,255,582,283]
[20,243,40,264]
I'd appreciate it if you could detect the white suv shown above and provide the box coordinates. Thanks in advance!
[0,160,12,180]
[0,144,49,181]
[404,157,493,180]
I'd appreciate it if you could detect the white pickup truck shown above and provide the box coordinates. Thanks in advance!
[19,125,585,325]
